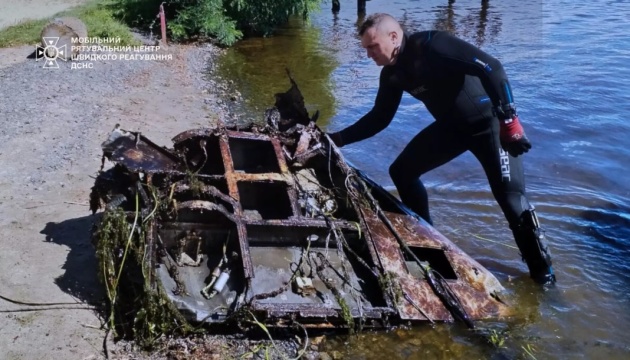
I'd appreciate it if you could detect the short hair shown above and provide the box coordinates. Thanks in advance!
[358,13,399,36]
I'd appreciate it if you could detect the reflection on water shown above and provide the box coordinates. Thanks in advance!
[214,17,337,126]
[431,0,503,47]
[212,0,630,358]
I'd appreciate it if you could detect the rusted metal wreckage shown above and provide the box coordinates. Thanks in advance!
[90,77,509,333]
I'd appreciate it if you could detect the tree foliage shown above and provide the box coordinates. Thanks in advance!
[111,0,324,46]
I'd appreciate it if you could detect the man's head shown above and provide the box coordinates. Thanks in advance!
[359,13,403,66]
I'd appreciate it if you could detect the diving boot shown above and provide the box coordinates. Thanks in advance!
[513,209,556,285]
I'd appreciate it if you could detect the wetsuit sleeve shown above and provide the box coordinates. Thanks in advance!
[337,68,403,146]
[429,32,515,116]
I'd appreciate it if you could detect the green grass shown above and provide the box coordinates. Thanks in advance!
[0,1,139,48]
[0,18,49,47]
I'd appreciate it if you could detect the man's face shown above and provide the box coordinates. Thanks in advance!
[361,27,397,66]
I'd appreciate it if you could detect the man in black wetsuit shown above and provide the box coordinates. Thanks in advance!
[328,13,556,285]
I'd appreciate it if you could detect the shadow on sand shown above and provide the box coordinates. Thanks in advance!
[40,213,106,307]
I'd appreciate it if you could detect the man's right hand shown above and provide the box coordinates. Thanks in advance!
[327,132,344,147]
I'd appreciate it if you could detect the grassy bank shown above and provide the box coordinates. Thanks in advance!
[0,0,326,49]
[0,1,138,48]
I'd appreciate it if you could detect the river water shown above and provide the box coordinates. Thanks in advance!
[213,0,630,358]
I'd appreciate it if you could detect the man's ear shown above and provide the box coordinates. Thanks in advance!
[390,30,399,44]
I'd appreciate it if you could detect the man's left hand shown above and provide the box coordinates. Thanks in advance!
[500,115,532,157]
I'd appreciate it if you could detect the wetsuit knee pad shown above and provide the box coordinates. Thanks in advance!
[513,209,556,284]
[519,208,541,232]
[514,209,552,264]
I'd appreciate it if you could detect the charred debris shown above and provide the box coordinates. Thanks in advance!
[89,75,509,345]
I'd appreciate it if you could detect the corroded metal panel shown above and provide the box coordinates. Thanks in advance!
[101,127,181,173]
[90,77,509,330]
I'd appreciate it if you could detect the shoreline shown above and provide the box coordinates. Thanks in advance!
[0,35,326,359]
[0,4,325,359]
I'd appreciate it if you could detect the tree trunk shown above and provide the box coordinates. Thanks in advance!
[40,17,87,60]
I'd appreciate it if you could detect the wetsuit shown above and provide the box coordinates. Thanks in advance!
[335,30,555,285]
[337,30,528,228]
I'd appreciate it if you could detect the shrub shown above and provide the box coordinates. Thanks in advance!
[224,0,322,36]
[111,0,324,46]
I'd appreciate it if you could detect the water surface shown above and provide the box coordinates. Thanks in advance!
[213,0,630,358]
